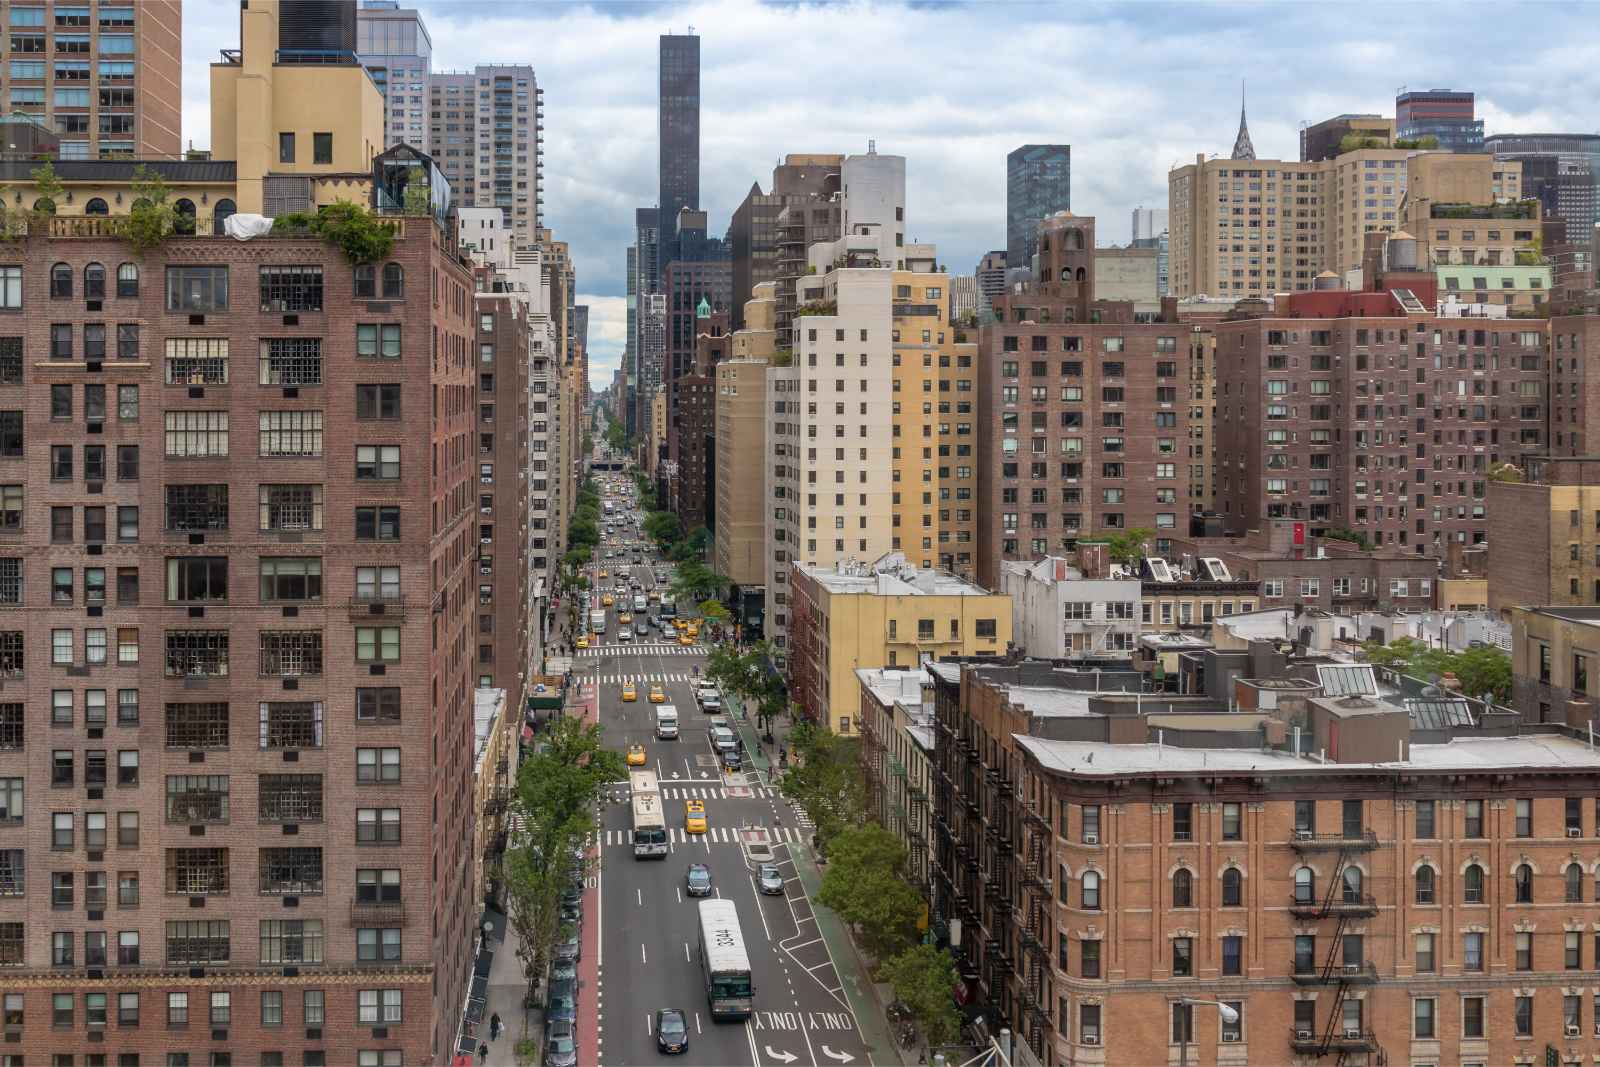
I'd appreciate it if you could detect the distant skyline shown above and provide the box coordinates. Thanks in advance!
[180,1,1600,381]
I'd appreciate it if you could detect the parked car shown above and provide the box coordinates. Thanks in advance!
[544,979,577,1027]
[546,1019,578,1067]
[758,864,785,896]
[554,929,581,965]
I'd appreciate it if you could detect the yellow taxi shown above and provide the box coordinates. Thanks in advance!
[678,632,695,646]
[599,570,608,579]
[575,635,590,649]
[684,799,707,834]
[685,624,699,639]
[648,684,665,704]
[601,594,615,607]
[648,591,661,603]
[618,612,633,625]
[673,618,689,632]
[621,683,637,702]
[626,744,647,767]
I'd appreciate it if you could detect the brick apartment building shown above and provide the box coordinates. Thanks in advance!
[0,217,479,1065]
[1212,286,1549,555]
[931,656,1600,1067]
[977,211,1201,589]
[667,304,728,531]
[473,270,531,696]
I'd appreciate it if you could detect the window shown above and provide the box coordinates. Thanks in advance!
[166,775,229,824]
[355,506,400,541]
[278,132,294,163]
[356,807,400,845]
[356,688,401,723]
[1079,939,1100,978]
[1293,866,1314,904]
[1464,798,1484,837]
[312,132,332,165]
[304,989,325,1026]
[1413,997,1435,1039]
[164,631,228,678]
[165,485,228,532]
[1515,995,1533,1036]
[258,773,323,824]
[355,384,402,420]
[1221,868,1242,907]
[356,927,401,962]
[165,338,228,384]
[259,919,323,964]
[259,410,323,457]
[1171,936,1193,977]
[355,627,401,663]
[258,847,322,895]
[116,263,138,298]
[259,266,323,313]
[356,989,401,1025]
[1515,797,1532,837]
[258,558,321,603]
[1221,802,1241,840]
[1514,862,1533,903]
[258,631,323,678]
[1080,870,1100,909]
[355,445,400,480]
[0,269,18,310]
[50,262,72,299]
[165,267,228,312]
[260,990,282,1027]
[259,339,322,386]
[259,485,322,531]
[165,557,227,603]
[164,702,229,750]
[380,264,403,300]
[1172,802,1192,840]
[1414,932,1435,972]
[165,847,228,895]
[1414,864,1435,905]
[356,748,400,784]
[209,991,229,1026]
[356,323,402,359]
[1463,931,1484,971]
[1171,869,1192,908]
[259,702,323,750]
[164,411,228,457]
[1463,863,1484,903]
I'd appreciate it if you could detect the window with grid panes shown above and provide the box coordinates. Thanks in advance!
[259,484,322,531]
[259,702,323,749]
[164,485,228,532]
[258,847,322,895]
[258,338,322,386]
[259,919,323,964]
[164,411,228,456]
[164,920,229,964]
[258,266,323,312]
[164,339,229,384]
[163,702,228,749]
[164,631,228,677]
[258,631,323,677]
[164,847,228,895]
[257,774,323,823]
[258,410,322,457]
[165,775,229,823]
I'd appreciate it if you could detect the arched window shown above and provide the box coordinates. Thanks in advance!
[1293,866,1315,904]
[50,263,72,299]
[1221,868,1242,907]
[1067,230,1084,251]
[381,263,404,299]
[1566,863,1583,903]
[1081,871,1101,910]
[32,197,55,216]
[1172,869,1192,908]
[1075,266,1086,283]
[354,264,376,299]
[173,198,197,236]
[84,198,108,216]
[84,263,105,300]
[1514,863,1534,904]
[1414,864,1435,905]
[116,263,139,299]
[1341,866,1363,903]
[1464,863,1484,904]
[213,199,236,231]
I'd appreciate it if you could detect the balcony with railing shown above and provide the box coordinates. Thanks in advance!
[347,597,410,620]
[349,898,407,927]
[1288,892,1379,920]
[1288,829,1379,852]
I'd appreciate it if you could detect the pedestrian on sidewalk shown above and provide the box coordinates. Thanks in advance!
[490,1012,501,1040]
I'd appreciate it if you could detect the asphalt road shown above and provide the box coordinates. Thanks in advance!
[578,481,872,1067]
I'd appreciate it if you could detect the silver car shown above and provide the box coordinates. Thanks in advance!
[758,864,785,895]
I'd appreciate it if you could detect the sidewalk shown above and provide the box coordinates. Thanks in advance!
[481,906,544,1066]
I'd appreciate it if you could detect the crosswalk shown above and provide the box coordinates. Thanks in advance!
[602,826,806,847]
[656,785,770,800]
[578,643,706,657]
[596,672,700,685]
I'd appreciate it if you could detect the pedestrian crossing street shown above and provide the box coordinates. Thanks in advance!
[578,642,706,658]
[602,826,806,847]
[596,672,700,685]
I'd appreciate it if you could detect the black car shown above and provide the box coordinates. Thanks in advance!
[721,748,743,772]
[545,979,577,1027]
[685,863,712,897]
[560,883,583,908]
[656,1008,689,1055]
[560,900,582,928]
[545,1018,578,1067]
[550,957,577,982]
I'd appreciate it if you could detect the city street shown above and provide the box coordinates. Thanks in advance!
[573,475,873,1067]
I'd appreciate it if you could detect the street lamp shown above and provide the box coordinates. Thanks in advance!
[1174,998,1239,1067]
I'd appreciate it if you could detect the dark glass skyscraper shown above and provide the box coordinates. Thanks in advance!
[658,33,701,274]
[1006,144,1071,269]
[1396,89,1484,153]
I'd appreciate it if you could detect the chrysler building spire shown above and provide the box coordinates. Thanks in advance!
[1230,80,1256,161]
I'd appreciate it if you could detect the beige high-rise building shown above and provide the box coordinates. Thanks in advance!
[715,283,776,587]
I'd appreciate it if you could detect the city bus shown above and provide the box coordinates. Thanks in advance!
[696,899,754,1020]
[630,769,667,859]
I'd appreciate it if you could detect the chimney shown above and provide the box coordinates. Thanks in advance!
[1077,542,1109,580]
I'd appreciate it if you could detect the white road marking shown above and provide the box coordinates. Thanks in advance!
[749,873,773,941]
[640,942,647,964]
[646,1012,652,1034]
[684,941,691,962]
[636,888,642,907]
[695,1012,702,1035]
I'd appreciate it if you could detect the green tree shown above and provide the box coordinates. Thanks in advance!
[706,641,786,733]
[880,944,961,1049]
[1361,637,1511,703]
[644,510,682,550]
[699,599,731,625]
[781,721,866,850]
[1448,644,1512,703]
[1100,528,1155,565]
[29,160,63,218]
[670,561,728,604]
[817,824,922,960]
[1321,527,1370,550]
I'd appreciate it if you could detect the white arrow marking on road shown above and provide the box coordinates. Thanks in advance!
[819,1046,854,1063]
[764,1048,799,1064]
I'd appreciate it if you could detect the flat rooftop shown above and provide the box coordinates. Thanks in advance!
[1013,733,1600,778]
[801,560,994,597]
[1526,606,1600,627]
[1002,686,1097,718]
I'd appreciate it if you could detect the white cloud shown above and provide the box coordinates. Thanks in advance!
[182,0,1600,382]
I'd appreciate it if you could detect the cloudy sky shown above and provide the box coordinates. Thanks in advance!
[182,1,1600,383]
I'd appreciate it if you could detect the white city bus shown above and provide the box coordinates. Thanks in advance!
[696,899,754,1020]
[630,769,667,858]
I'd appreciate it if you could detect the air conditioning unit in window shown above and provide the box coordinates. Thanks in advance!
[1081,1035,1099,1046]
[1569,827,1582,838]
[1083,832,1099,845]
[1343,963,1361,975]
[1567,1024,1581,1037]
[1344,1028,1361,1040]
[1296,1030,1313,1041]
[1220,1032,1240,1043]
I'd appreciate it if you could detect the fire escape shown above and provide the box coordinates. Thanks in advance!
[981,762,1014,1025]
[1016,794,1053,1057]
[860,709,884,820]
[904,760,930,895]
[952,723,983,979]
[1287,829,1387,1067]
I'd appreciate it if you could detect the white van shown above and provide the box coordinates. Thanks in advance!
[655,705,679,740]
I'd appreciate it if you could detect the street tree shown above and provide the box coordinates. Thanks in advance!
[817,824,922,960]
[781,721,866,849]
[880,944,961,1049]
